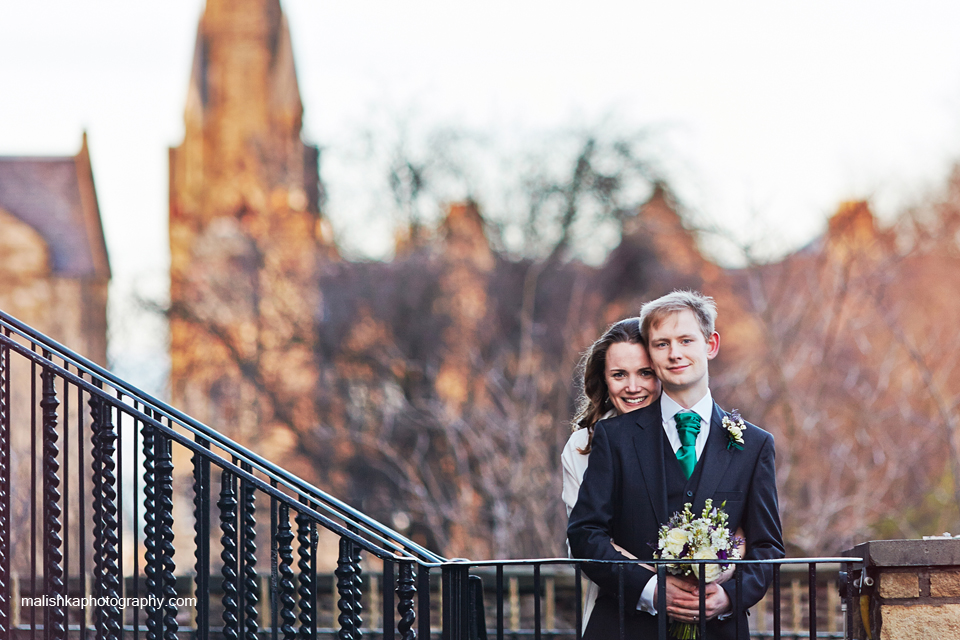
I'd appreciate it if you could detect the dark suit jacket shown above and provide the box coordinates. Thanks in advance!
[567,399,784,639]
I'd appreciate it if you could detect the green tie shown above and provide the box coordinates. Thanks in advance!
[674,411,701,479]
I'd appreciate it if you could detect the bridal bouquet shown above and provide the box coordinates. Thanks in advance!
[654,499,742,639]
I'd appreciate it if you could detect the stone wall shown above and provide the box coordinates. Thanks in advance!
[844,539,960,639]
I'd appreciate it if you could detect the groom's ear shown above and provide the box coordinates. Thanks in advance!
[706,331,720,360]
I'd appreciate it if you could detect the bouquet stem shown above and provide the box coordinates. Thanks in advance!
[670,620,698,639]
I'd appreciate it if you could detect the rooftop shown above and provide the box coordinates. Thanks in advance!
[0,135,110,279]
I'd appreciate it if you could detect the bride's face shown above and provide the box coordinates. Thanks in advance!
[604,341,661,415]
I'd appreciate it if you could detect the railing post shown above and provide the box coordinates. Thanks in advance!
[336,533,363,640]
[41,363,66,640]
[441,564,469,640]
[508,576,519,632]
[220,469,240,640]
[467,575,485,640]
[276,503,298,640]
[773,563,781,640]
[381,560,394,640]
[617,564,624,640]
[240,462,259,640]
[270,490,279,640]
[808,563,818,639]
[657,563,667,640]
[533,564,541,640]
[734,560,744,639]
[142,411,160,640]
[418,565,431,640]
[90,385,121,640]
[296,509,316,640]
[193,435,211,640]
[573,564,581,640]
[842,561,855,638]
[397,560,416,640]
[0,337,8,638]
[697,564,706,640]
[156,429,177,640]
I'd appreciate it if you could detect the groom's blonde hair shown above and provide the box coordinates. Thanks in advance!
[639,290,717,343]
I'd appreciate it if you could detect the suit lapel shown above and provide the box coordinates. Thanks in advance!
[633,400,667,527]
[692,402,735,513]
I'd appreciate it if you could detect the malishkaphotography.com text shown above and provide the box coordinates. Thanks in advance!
[21,595,197,609]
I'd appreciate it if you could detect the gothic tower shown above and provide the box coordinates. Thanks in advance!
[169,0,332,450]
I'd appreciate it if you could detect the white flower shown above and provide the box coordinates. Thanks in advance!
[691,520,710,542]
[693,548,722,583]
[722,412,746,450]
[710,529,729,549]
[663,528,689,557]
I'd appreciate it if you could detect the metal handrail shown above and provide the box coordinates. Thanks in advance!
[0,308,445,563]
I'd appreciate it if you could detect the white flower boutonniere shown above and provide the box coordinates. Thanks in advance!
[722,409,746,451]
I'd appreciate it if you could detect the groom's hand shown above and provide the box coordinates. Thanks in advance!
[656,576,732,623]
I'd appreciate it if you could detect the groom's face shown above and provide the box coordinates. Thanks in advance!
[646,309,719,397]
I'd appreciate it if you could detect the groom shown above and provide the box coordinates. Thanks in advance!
[567,291,784,639]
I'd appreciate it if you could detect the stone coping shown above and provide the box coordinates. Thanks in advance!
[843,539,960,567]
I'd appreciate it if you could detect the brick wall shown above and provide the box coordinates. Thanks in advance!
[845,539,960,639]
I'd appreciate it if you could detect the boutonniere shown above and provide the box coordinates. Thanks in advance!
[722,410,745,451]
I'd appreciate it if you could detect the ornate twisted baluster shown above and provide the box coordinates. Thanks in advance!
[240,469,258,640]
[41,365,65,640]
[277,504,297,640]
[89,388,122,640]
[90,388,105,638]
[296,510,315,640]
[0,339,9,637]
[97,397,121,640]
[335,537,352,640]
[336,536,363,640]
[397,561,416,640]
[156,432,178,640]
[220,470,240,640]
[193,436,211,640]
[350,543,363,640]
[142,414,160,640]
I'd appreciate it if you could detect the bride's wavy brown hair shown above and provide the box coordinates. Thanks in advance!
[571,317,644,454]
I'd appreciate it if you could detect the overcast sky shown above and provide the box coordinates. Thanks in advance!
[3,1,960,382]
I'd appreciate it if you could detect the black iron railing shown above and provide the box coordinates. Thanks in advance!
[0,309,861,640]
[431,558,859,640]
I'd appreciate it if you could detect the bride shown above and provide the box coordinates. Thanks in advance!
[562,318,660,629]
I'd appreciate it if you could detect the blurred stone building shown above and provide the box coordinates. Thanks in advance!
[0,134,110,362]
[168,0,333,457]
[0,133,110,573]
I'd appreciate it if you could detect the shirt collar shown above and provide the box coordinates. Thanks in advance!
[660,389,714,427]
